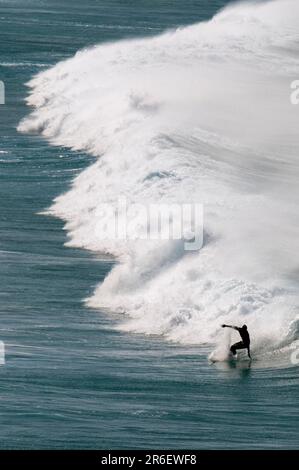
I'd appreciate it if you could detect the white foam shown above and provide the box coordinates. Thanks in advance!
[19,0,299,353]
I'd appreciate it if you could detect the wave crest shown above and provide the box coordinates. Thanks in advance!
[19,0,299,353]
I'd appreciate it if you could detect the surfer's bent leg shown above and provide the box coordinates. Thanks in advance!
[230,341,245,355]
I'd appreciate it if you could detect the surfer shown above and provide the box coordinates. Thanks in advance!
[221,324,251,359]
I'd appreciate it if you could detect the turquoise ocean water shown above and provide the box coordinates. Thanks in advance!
[0,0,298,449]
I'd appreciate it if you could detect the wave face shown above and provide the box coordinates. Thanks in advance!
[19,0,299,354]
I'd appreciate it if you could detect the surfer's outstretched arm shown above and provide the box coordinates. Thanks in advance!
[221,324,239,331]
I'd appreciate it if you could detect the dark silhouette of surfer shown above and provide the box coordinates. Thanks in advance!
[222,324,251,359]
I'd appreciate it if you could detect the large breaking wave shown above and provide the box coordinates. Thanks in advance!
[19,0,299,357]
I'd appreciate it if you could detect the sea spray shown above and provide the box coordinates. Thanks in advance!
[19,0,299,355]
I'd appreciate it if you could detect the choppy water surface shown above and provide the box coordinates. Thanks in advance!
[0,0,298,449]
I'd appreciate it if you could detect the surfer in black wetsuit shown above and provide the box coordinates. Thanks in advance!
[221,324,251,359]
